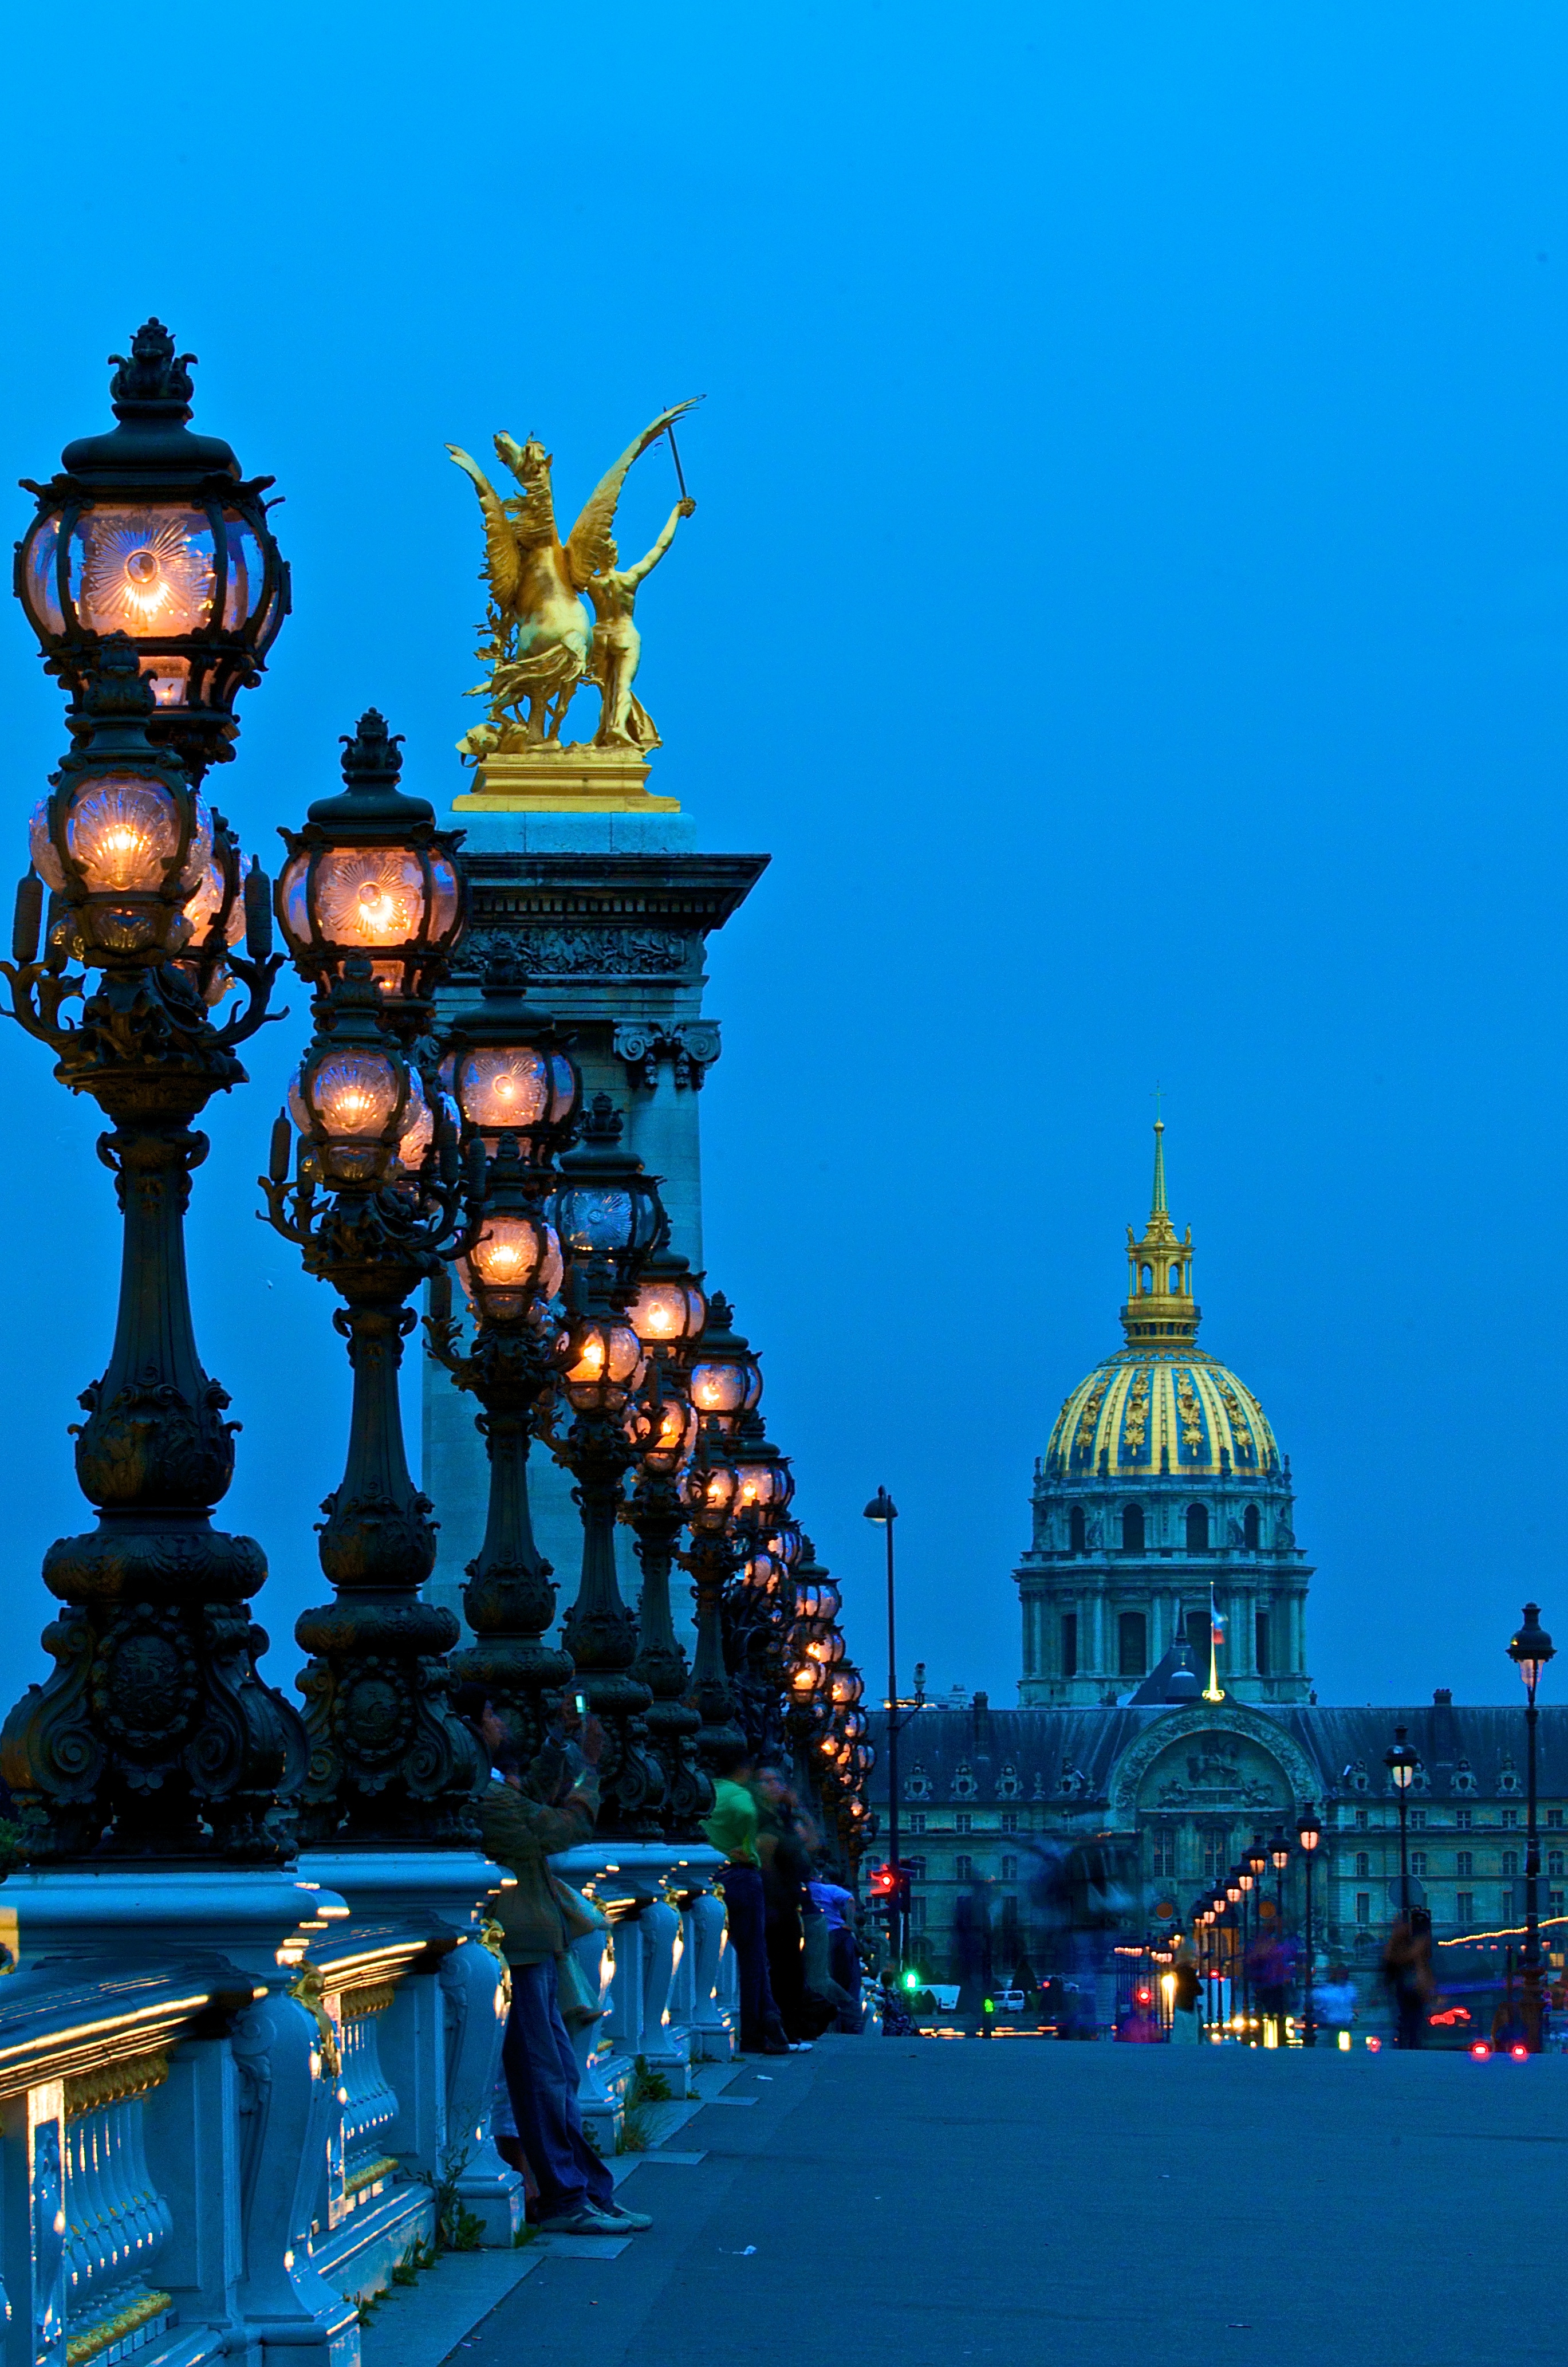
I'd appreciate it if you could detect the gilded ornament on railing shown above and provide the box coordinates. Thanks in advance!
[447,404,699,760]
[287,1963,342,2078]
[66,2290,173,2367]
[338,1979,400,2022]
[479,1919,513,2012]
[64,2047,170,2122]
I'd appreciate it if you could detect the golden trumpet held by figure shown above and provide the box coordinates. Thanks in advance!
[447,402,699,761]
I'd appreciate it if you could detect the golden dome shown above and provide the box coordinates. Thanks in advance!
[1045,1350,1279,1480]
[1043,1122,1281,1480]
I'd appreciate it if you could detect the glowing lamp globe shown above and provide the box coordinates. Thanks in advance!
[440,951,578,1157]
[456,1213,565,1324]
[638,1386,697,1478]
[289,1039,427,1186]
[562,1318,646,1414]
[277,711,464,1010]
[628,1252,707,1347]
[15,321,288,776]
[26,643,215,961]
[685,1293,762,1432]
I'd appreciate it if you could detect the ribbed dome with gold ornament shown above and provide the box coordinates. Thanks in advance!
[1044,1122,1281,1484]
[1014,1124,1311,1710]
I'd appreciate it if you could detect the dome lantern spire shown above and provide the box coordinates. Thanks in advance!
[1122,1119,1199,1348]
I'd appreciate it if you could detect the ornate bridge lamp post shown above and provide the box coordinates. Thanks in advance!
[680,1298,762,1766]
[1222,1869,1243,2033]
[263,715,482,1844]
[1507,1605,1555,2051]
[551,1097,668,1834]
[726,1419,797,1764]
[425,958,580,1766]
[0,647,302,1858]
[623,1253,711,1833]
[1384,1727,1417,1925]
[0,323,303,1865]
[1297,1803,1322,2046]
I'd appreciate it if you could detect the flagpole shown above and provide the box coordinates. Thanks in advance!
[1204,1584,1226,1703]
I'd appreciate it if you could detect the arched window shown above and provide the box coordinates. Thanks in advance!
[1121,1503,1145,1552]
[1140,1264,1153,1293]
[1169,1263,1182,1292]
[1185,1503,1209,1552]
[1243,1503,1260,1550]
[1069,1505,1086,1553]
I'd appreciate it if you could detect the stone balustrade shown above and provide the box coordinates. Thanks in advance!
[0,1845,736,2367]
[549,1844,732,2145]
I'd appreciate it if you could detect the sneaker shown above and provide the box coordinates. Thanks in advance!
[539,2205,639,2236]
[597,2201,653,2231]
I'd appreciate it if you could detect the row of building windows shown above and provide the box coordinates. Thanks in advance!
[1066,1504,1264,1555]
[905,1811,1022,1836]
[1353,1891,1566,1927]
[1350,1850,1566,1879]
[1061,1606,1276,1679]
[1342,1806,1546,1832]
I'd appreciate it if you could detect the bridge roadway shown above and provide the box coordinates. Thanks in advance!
[439,2035,1568,2365]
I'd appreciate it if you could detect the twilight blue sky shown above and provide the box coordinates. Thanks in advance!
[0,3,1564,1717]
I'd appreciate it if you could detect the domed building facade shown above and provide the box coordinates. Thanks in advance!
[1015,1125,1312,1707]
[867,1129,1568,2019]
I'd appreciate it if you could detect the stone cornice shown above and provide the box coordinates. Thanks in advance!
[460,851,770,934]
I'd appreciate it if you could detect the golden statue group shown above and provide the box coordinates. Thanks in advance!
[448,401,698,764]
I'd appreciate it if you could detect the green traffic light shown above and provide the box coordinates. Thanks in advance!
[901,1969,920,1989]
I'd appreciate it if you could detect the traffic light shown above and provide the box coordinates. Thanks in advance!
[868,1863,912,1914]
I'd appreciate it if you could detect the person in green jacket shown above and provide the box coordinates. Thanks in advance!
[702,1740,788,2054]
[467,1694,653,2237]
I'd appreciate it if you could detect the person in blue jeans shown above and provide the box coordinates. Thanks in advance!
[464,1692,652,2237]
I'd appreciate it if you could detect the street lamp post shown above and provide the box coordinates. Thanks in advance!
[1508,1603,1556,2051]
[264,712,482,1845]
[552,1095,668,1835]
[0,328,304,1863]
[425,951,580,1767]
[680,1295,761,1764]
[1223,1869,1243,2033]
[1385,1725,1418,1925]
[1297,1801,1322,2046]
[1268,1827,1291,2044]
[624,1253,710,1833]
[864,1488,903,1965]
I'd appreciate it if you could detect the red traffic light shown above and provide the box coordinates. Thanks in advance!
[868,1863,911,1912]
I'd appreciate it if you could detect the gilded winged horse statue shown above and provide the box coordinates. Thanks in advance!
[448,401,698,756]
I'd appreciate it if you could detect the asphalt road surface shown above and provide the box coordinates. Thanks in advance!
[450,2034,1568,2366]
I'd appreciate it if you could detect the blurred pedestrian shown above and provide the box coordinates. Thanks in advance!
[1315,1963,1358,2042]
[1381,1913,1434,2049]
[702,1740,789,2055]
[806,1866,862,2031]
[1170,1953,1203,2044]
[952,1879,993,2019]
[755,1764,824,2044]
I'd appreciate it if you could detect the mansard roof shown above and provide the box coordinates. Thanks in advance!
[869,1701,1568,1808]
